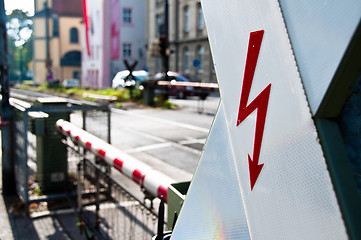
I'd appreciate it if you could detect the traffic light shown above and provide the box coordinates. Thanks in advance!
[159,36,167,57]
[149,36,170,57]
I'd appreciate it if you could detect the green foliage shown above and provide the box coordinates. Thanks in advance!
[154,95,175,109]
[83,88,129,102]
[33,187,42,196]
[111,90,129,102]
[18,84,29,90]
[31,83,133,103]
[37,82,65,92]
[17,83,176,109]
[6,9,33,81]
[164,100,175,109]
[65,87,85,95]
[131,88,144,101]
[36,83,50,91]
[7,9,33,46]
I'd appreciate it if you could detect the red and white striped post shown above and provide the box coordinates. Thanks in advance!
[56,119,174,202]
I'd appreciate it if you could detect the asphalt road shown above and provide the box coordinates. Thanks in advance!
[110,104,217,176]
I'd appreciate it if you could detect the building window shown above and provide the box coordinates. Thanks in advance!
[156,0,163,8]
[73,71,80,79]
[156,57,162,73]
[156,14,163,36]
[183,47,189,73]
[197,3,204,30]
[196,45,204,72]
[184,6,190,32]
[123,43,132,58]
[70,27,79,43]
[53,15,59,37]
[123,8,132,24]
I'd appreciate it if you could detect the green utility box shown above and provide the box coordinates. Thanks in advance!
[167,181,190,230]
[32,97,70,193]
[29,111,48,136]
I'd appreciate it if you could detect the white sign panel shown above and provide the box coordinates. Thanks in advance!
[172,0,349,239]
[279,0,361,114]
[172,104,250,239]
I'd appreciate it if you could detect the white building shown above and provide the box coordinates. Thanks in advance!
[81,0,146,88]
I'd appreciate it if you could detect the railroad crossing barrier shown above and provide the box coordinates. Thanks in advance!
[56,119,175,203]
[142,79,219,107]
[156,80,218,89]
[157,80,218,101]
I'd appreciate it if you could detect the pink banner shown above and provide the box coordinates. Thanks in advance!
[111,0,120,60]
[82,0,90,56]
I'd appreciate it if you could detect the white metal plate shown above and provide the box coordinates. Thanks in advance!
[172,0,349,239]
[279,0,361,114]
[172,104,250,239]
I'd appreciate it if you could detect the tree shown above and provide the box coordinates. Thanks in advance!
[6,9,33,81]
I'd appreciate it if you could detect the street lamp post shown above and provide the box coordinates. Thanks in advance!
[162,0,169,81]
[44,1,52,82]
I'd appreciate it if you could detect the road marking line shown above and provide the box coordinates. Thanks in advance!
[112,108,210,133]
[125,142,173,153]
[121,127,202,155]
[172,142,202,155]
[117,124,206,155]
[122,127,168,143]
[178,137,206,145]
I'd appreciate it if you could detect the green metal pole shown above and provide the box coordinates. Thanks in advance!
[0,0,16,195]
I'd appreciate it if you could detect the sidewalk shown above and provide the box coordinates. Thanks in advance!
[0,133,86,240]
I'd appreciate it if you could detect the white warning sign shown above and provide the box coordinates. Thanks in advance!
[171,0,356,239]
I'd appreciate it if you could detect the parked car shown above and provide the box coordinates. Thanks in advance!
[154,71,195,99]
[112,70,149,89]
[62,79,79,88]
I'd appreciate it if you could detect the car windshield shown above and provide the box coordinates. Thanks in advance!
[113,70,148,82]
[175,74,189,82]
[154,72,190,82]
[124,75,148,82]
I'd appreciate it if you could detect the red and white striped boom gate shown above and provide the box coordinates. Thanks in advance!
[56,119,175,202]
[157,81,219,89]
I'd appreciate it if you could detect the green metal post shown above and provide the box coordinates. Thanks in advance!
[0,0,16,195]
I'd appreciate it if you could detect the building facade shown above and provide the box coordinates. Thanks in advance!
[81,0,146,89]
[111,0,147,75]
[146,0,216,83]
[33,0,83,84]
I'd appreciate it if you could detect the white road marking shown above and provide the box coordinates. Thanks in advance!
[125,142,173,153]
[112,108,210,133]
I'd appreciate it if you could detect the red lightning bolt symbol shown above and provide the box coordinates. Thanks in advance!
[237,30,271,191]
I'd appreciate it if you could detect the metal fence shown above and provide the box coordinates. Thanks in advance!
[61,124,164,240]
[74,155,161,240]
